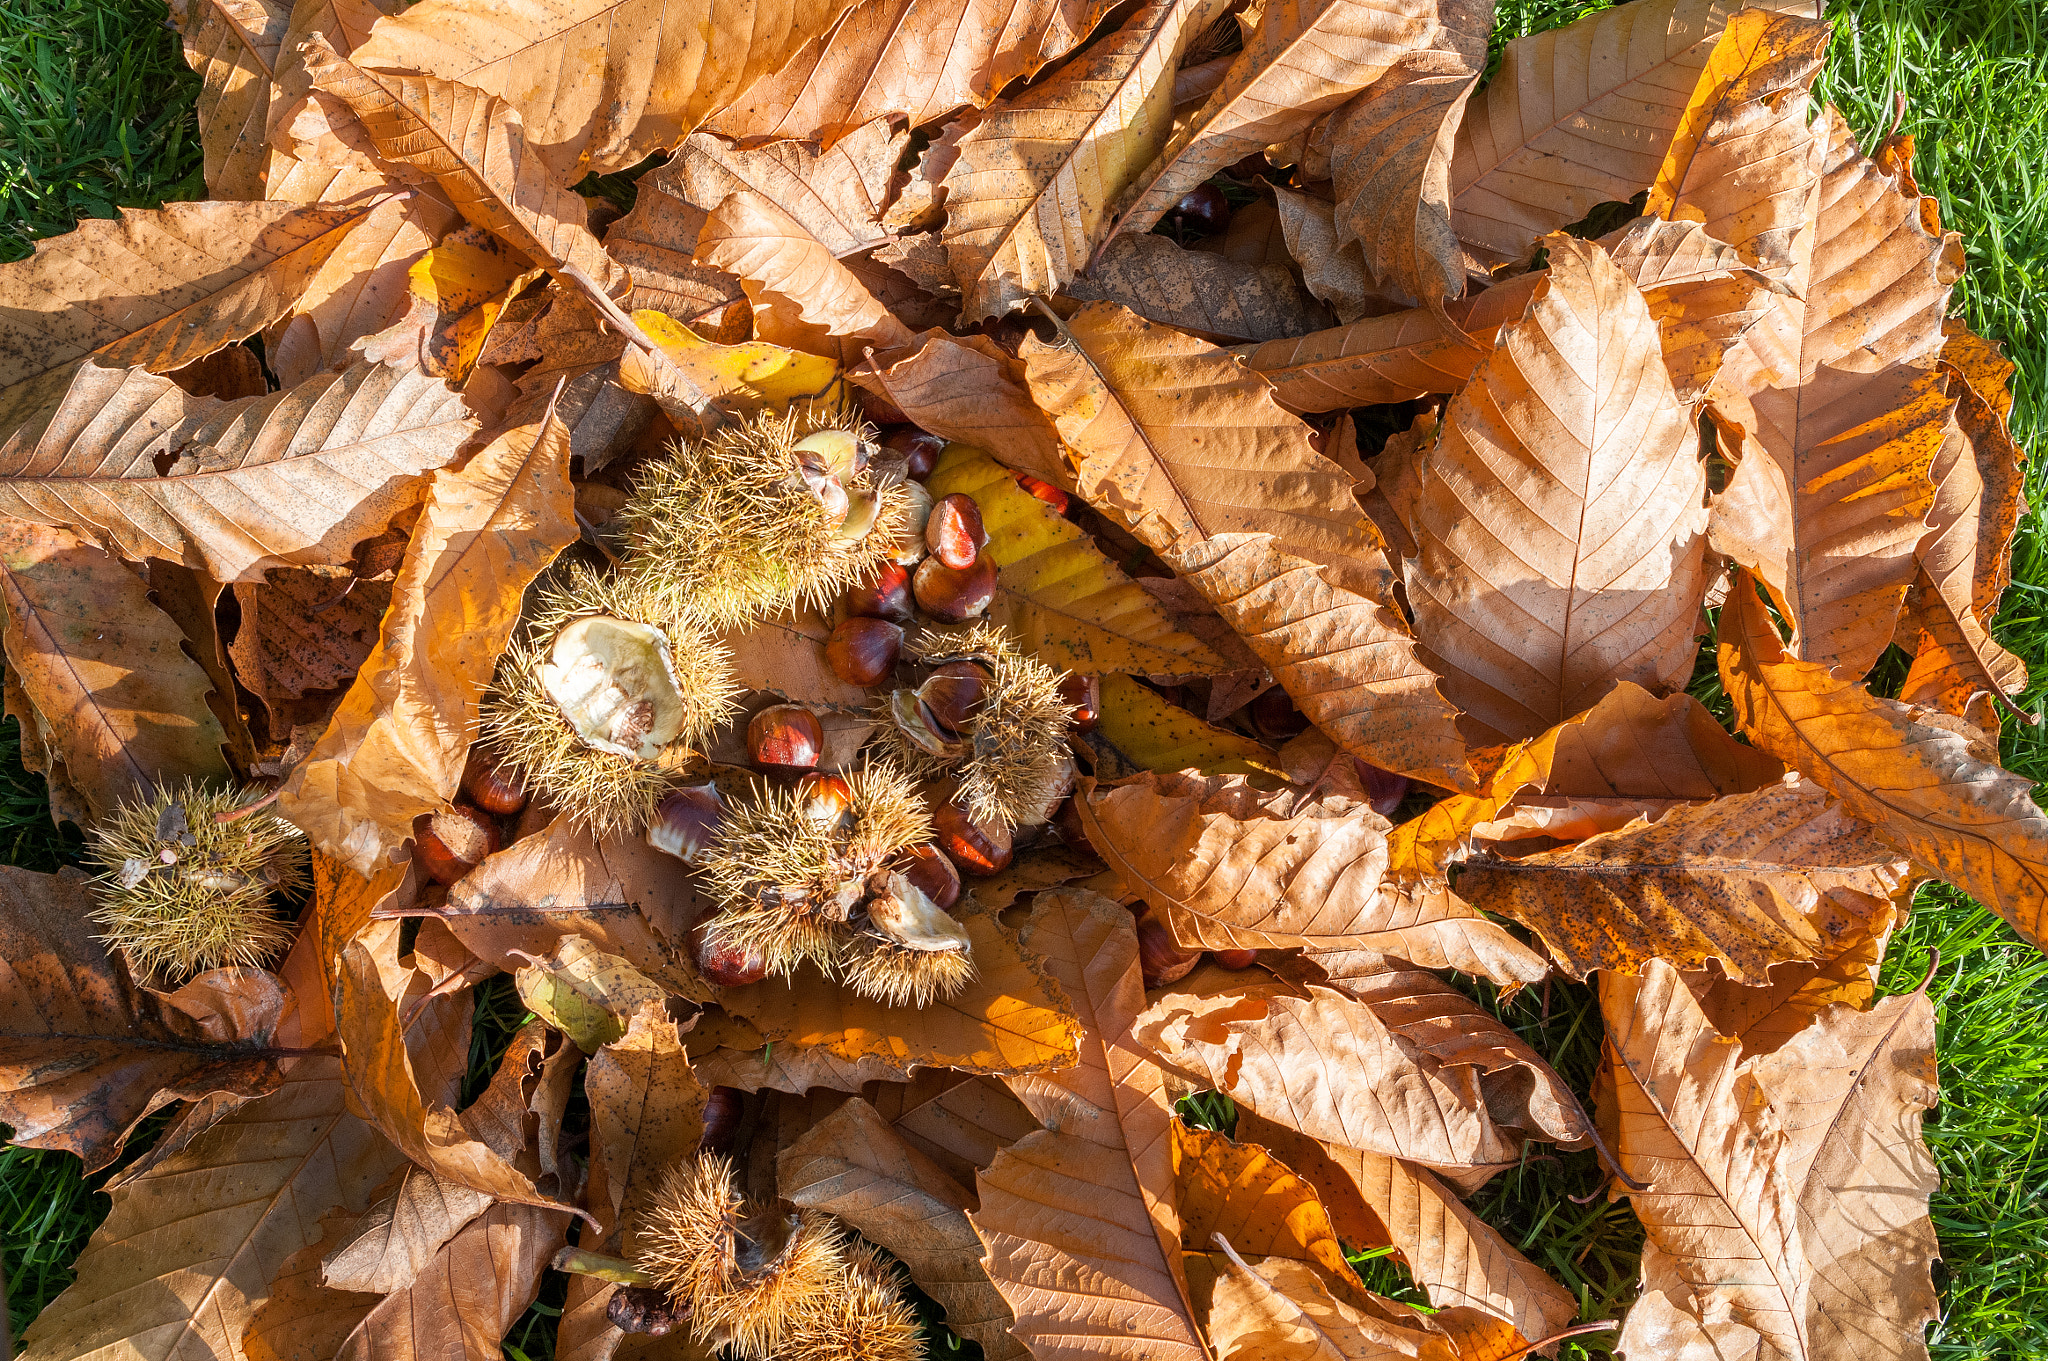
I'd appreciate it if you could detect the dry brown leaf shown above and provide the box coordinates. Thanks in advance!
[584,1006,706,1248]
[1404,236,1708,742]
[319,1162,493,1295]
[334,1202,568,1361]
[1490,680,1786,804]
[0,519,230,824]
[721,606,872,709]
[939,0,1231,319]
[1075,769,1544,988]
[719,897,1079,1076]
[1066,233,1330,342]
[348,0,861,180]
[1111,0,1439,240]
[854,331,1072,485]
[1307,956,1590,1147]
[0,865,290,1172]
[231,567,392,734]
[697,189,913,361]
[704,0,1120,146]
[601,175,747,329]
[434,816,710,995]
[1686,934,1890,1061]
[1449,0,1795,270]
[1271,186,1377,323]
[1235,275,1538,412]
[870,1069,1042,1189]
[1703,102,1963,675]
[1021,301,1379,586]
[970,888,1208,1361]
[278,410,575,874]
[304,38,628,294]
[926,446,1228,676]
[0,359,475,584]
[169,0,290,200]
[1720,574,2048,951]
[1459,777,1909,982]
[0,200,370,439]
[334,938,569,1213]
[16,1059,404,1361]
[1168,533,1472,791]
[1135,983,1526,1177]
[1603,959,1938,1361]
[1327,0,1488,305]
[665,122,903,257]
[781,1098,1029,1361]
[1233,1109,1579,1348]
[1190,1243,1510,1361]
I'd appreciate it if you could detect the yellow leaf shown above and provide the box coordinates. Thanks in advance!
[635,308,849,417]
[927,446,1226,676]
[1097,672,1285,779]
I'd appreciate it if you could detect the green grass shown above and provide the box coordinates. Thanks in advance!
[3,0,2048,1357]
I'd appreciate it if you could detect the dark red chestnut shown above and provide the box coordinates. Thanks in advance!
[1012,471,1070,514]
[1360,763,1409,819]
[1058,673,1100,731]
[747,704,824,773]
[894,842,962,911]
[914,554,997,623]
[926,493,989,569]
[882,426,946,480]
[1171,183,1232,236]
[933,802,1013,877]
[460,747,528,816]
[415,803,499,886]
[647,784,722,865]
[919,661,991,735]
[1137,914,1200,988]
[1211,949,1260,970]
[690,920,769,987]
[699,1085,743,1155]
[1249,685,1310,740]
[826,617,903,687]
[845,562,915,625]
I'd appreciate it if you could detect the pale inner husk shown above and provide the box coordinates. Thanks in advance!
[542,616,689,760]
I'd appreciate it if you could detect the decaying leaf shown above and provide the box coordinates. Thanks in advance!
[320,1162,494,1295]
[512,934,668,1052]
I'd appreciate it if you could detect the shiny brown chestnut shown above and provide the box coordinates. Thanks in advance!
[793,772,854,830]
[1211,949,1260,970]
[845,562,916,626]
[827,616,903,687]
[689,919,769,987]
[919,661,991,735]
[1057,673,1100,731]
[881,426,946,480]
[893,842,962,911]
[608,1286,685,1337]
[647,784,722,865]
[926,493,989,570]
[1137,914,1200,988]
[933,801,1013,876]
[1171,183,1232,236]
[699,1085,743,1155]
[913,553,997,623]
[1248,685,1310,740]
[747,704,824,773]
[415,803,500,886]
[460,747,528,816]
[1012,471,1070,514]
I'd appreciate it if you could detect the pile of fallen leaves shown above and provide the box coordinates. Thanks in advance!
[0,0,2032,1356]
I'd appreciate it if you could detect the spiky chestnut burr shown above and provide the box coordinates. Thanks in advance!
[837,869,974,1008]
[779,1241,922,1361]
[479,565,741,839]
[614,411,912,631]
[696,763,932,979]
[86,781,306,982]
[635,1154,844,1360]
[876,623,1078,830]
